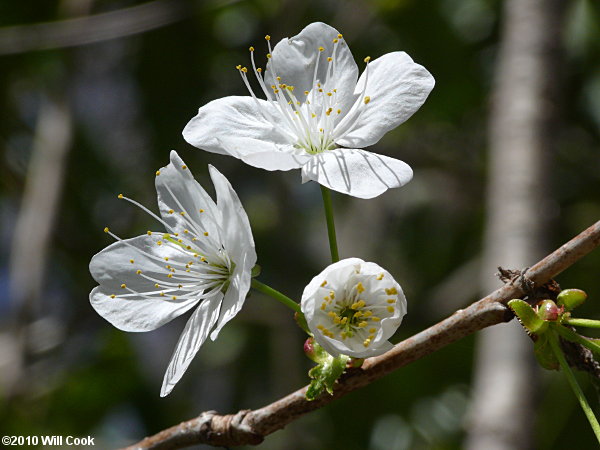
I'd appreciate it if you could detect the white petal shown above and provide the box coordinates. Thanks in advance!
[301,149,413,199]
[90,286,199,332]
[265,22,358,110]
[89,235,201,331]
[160,293,223,397]
[336,52,435,148]
[209,257,253,341]
[155,151,221,237]
[208,165,257,265]
[183,96,290,156]
[218,136,309,171]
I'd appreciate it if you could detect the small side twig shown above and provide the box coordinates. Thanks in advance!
[125,219,600,450]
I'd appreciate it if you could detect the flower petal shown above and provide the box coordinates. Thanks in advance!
[265,22,358,111]
[218,136,309,171]
[155,151,221,238]
[183,96,290,156]
[160,292,223,396]
[208,165,257,265]
[89,235,201,332]
[336,51,435,148]
[209,257,252,341]
[301,149,413,199]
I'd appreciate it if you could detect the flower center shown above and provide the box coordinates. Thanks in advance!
[237,34,371,154]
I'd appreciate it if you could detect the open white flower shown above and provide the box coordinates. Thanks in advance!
[89,151,256,396]
[301,258,407,358]
[183,22,434,199]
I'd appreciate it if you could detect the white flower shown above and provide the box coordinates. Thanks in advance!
[183,22,434,199]
[301,258,407,358]
[89,151,256,396]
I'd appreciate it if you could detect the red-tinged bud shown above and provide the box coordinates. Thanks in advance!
[304,337,316,360]
[537,300,559,322]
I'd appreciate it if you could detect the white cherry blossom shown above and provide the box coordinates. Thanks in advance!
[301,258,407,358]
[183,22,435,199]
[89,151,256,396]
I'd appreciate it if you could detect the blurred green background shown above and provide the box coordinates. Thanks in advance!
[1,0,599,448]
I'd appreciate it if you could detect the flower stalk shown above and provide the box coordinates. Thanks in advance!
[549,329,600,444]
[251,278,302,314]
[320,186,339,263]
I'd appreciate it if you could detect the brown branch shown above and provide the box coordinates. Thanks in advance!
[125,219,600,450]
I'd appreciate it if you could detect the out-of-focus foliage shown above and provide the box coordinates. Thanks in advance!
[0,0,599,448]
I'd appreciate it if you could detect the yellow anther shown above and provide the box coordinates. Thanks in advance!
[203,232,209,236]
[385,287,398,295]
[369,327,377,333]
[160,292,165,297]
[186,245,192,250]
[363,338,371,347]
[276,76,281,81]
[199,209,204,213]
[327,91,332,96]
[110,294,116,299]
[147,231,152,235]
[354,311,364,318]
[130,259,134,264]
[181,165,187,169]
[358,321,368,328]
[236,64,242,70]
[155,283,160,288]
[174,233,179,236]
[156,170,160,176]
[201,257,206,262]
[120,284,126,289]
[166,265,171,269]
[317,324,325,330]
[327,57,332,62]
[387,306,395,313]
[265,35,271,41]
[318,46,324,52]
[104,227,110,233]
[337,109,341,114]
[318,88,323,92]
[356,283,365,293]
[377,273,384,280]
[364,96,371,104]
[267,53,272,58]
[304,90,309,95]
[328,311,337,318]
[117,193,124,199]
[340,317,348,325]
[136,269,142,275]
[183,229,189,234]
[329,291,335,299]
[257,67,262,73]
[157,241,162,246]
[321,302,327,310]
[178,284,183,288]
[364,56,371,63]
[167,273,173,278]
[371,316,381,322]
[241,67,248,73]
[168,209,174,214]
[180,211,185,216]
[172,296,177,300]
[177,239,182,243]
[326,108,332,116]
[312,113,317,118]
[163,233,170,238]
[249,46,254,52]
[332,39,338,44]
[186,269,191,272]
[334,316,341,324]
[387,299,396,304]
[337,33,343,38]
[363,310,373,317]
[341,332,347,340]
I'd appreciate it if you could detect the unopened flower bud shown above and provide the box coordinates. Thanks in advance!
[537,299,559,322]
[557,289,587,311]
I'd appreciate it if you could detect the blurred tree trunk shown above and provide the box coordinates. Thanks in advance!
[465,0,566,449]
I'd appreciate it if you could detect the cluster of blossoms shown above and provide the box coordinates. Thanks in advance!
[90,22,433,396]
